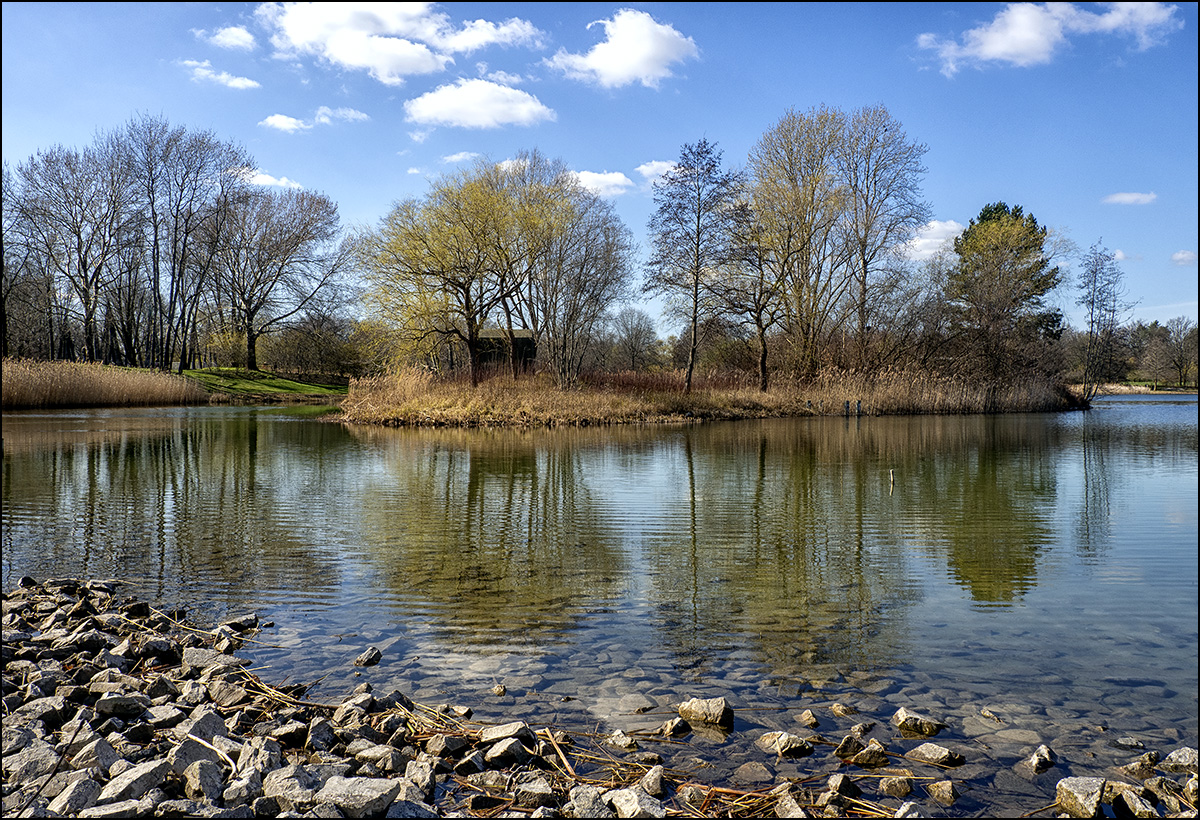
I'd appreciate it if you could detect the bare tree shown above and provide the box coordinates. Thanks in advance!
[1076,241,1132,400]
[644,138,743,393]
[610,306,660,371]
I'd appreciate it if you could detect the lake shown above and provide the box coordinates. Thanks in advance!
[3,395,1196,815]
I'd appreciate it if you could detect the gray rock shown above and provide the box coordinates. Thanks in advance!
[144,704,186,729]
[850,739,890,769]
[6,739,63,785]
[206,680,248,708]
[1025,744,1057,773]
[384,800,439,819]
[1111,789,1158,818]
[833,733,865,759]
[1056,776,1105,818]
[236,735,282,776]
[79,798,147,817]
[827,773,860,798]
[605,729,638,750]
[564,785,616,818]
[478,720,535,745]
[638,765,665,797]
[894,801,925,818]
[774,789,809,818]
[262,765,322,812]
[307,717,339,752]
[483,737,530,766]
[47,777,101,815]
[97,758,170,804]
[403,759,436,800]
[93,692,150,716]
[1161,746,1198,774]
[1120,750,1161,780]
[71,737,121,772]
[795,709,820,729]
[756,731,814,757]
[658,717,690,737]
[222,769,263,806]
[907,742,965,767]
[514,775,555,807]
[880,776,913,798]
[678,696,733,727]
[452,749,487,775]
[184,759,225,802]
[891,707,947,737]
[353,647,382,667]
[355,743,405,773]
[314,776,403,818]
[605,787,666,818]
[167,736,223,775]
[733,761,774,785]
[181,647,248,676]
[175,709,229,742]
[927,779,959,806]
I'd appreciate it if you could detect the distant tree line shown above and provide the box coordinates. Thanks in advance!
[4,108,1197,392]
[2,113,353,374]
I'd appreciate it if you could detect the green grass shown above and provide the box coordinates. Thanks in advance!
[182,368,349,399]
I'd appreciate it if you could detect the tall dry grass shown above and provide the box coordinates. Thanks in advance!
[339,366,1078,427]
[2,359,210,409]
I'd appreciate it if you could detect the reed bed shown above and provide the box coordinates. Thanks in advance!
[338,366,1079,428]
[1,358,210,409]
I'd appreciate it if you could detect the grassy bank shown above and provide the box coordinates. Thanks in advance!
[2,358,210,409]
[339,367,1081,427]
[1,359,348,409]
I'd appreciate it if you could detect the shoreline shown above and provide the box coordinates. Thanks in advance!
[4,578,1196,818]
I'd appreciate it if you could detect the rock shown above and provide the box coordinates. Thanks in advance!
[830,702,858,717]
[79,797,147,817]
[94,691,151,716]
[97,758,170,804]
[478,720,536,746]
[880,776,913,798]
[1120,750,1161,780]
[47,777,101,815]
[756,731,814,757]
[891,707,947,737]
[314,776,403,818]
[907,742,965,767]
[167,736,223,775]
[774,788,809,818]
[183,759,225,802]
[927,779,959,806]
[894,801,924,817]
[206,680,248,708]
[307,717,339,752]
[564,785,616,818]
[1056,776,1105,818]
[353,647,382,667]
[514,775,556,807]
[181,647,248,676]
[71,737,121,772]
[384,800,439,819]
[1111,788,1158,818]
[605,787,666,818]
[484,737,530,766]
[658,717,690,737]
[827,773,861,798]
[1025,744,1057,773]
[678,696,733,727]
[850,739,890,769]
[175,709,229,742]
[262,765,323,812]
[425,733,470,758]
[1161,746,1198,774]
[733,761,774,785]
[223,769,263,806]
[795,709,820,729]
[605,729,638,750]
[490,683,507,696]
[833,733,865,759]
[638,765,665,797]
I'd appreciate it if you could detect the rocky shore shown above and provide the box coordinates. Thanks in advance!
[3,577,1197,818]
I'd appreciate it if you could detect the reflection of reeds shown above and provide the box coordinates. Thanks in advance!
[1,358,210,409]
[340,366,1077,427]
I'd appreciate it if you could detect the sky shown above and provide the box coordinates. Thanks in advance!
[3,2,1197,332]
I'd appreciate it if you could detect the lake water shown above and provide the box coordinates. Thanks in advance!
[3,396,1196,815]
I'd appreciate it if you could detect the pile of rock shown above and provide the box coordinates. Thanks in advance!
[3,577,1197,819]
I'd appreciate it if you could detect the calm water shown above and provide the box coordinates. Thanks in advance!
[3,397,1197,815]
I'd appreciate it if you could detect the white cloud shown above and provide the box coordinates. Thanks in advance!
[404,78,554,129]
[258,114,311,133]
[918,2,1183,77]
[904,219,966,260]
[442,151,481,163]
[1103,191,1157,205]
[406,167,424,175]
[180,59,260,89]
[546,8,698,89]
[249,170,304,189]
[313,106,370,125]
[204,26,256,51]
[635,160,676,181]
[255,3,543,86]
[1171,250,1197,266]
[573,170,635,197]
[485,69,524,86]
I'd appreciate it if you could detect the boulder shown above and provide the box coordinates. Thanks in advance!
[314,776,403,818]
[1056,776,1105,818]
[678,696,733,727]
[891,707,947,737]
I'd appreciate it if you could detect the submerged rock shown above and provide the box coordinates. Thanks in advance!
[678,696,733,727]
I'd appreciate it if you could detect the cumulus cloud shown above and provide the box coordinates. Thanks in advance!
[255,3,543,86]
[1171,250,1197,266]
[903,219,966,260]
[635,160,676,182]
[249,170,304,188]
[180,59,260,89]
[258,114,311,133]
[1103,191,1157,205]
[198,26,256,51]
[404,78,554,129]
[546,8,698,88]
[442,151,481,163]
[573,170,635,197]
[917,2,1183,77]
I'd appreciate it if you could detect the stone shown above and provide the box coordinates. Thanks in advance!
[478,720,536,746]
[175,709,229,742]
[79,798,147,817]
[733,761,774,785]
[850,739,890,769]
[483,736,530,766]
[894,800,924,817]
[833,733,865,759]
[181,647,248,676]
[880,776,913,798]
[97,758,170,803]
[71,737,121,772]
[355,743,405,773]
[206,680,248,708]
[353,647,382,667]
[222,770,263,806]
[314,776,403,818]
[658,717,690,737]
[183,759,225,802]
[795,709,820,729]
[1056,776,1105,818]
[756,731,814,757]
[1120,751,1161,780]
[47,777,101,815]
[384,800,439,819]
[907,742,965,767]
[1111,789,1158,818]
[425,733,469,758]
[605,787,666,818]
[94,692,151,716]
[678,696,733,727]
[307,717,339,752]
[927,779,959,806]
[262,765,322,812]
[827,773,860,798]
[830,702,858,717]
[167,736,223,775]
[775,789,808,818]
[638,765,665,797]
[403,759,436,800]
[891,707,947,737]
[564,785,616,819]
[605,729,638,750]
[1161,746,1198,774]
[514,775,555,807]
[1026,744,1057,773]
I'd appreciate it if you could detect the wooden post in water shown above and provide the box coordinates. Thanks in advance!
[844,400,850,417]
[856,400,862,417]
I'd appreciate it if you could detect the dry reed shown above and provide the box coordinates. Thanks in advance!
[2,358,210,409]
[339,366,1078,428]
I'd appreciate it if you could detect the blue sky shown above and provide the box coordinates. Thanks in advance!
[3,2,1196,331]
